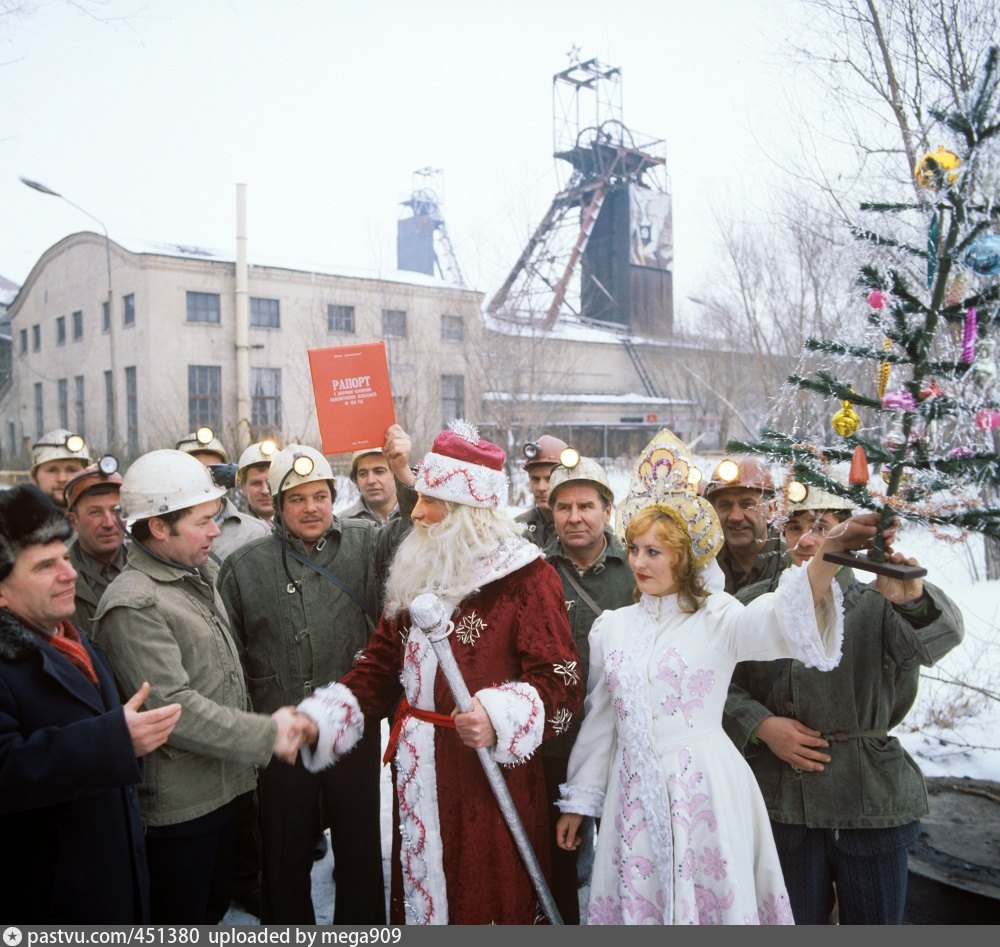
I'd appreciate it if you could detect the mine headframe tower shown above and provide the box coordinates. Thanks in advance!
[487,54,673,338]
[397,167,466,287]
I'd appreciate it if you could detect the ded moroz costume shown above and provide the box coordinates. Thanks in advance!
[297,421,584,924]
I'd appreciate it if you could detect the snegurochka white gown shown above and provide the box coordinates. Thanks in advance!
[559,565,844,925]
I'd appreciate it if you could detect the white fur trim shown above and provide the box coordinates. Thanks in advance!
[414,451,508,508]
[395,627,449,924]
[776,566,844,670]
[556,782,604,816]
[476,680,544,765]
[298,682,364,773]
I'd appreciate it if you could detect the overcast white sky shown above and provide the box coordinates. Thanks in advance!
[1,0,811,320]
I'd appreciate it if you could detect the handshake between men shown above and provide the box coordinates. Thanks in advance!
[270,707,320,764]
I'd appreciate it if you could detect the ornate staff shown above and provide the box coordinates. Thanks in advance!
[409,592,564,926]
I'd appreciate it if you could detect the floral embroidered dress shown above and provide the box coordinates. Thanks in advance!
[559,565,843,925]
[299,542,584,925]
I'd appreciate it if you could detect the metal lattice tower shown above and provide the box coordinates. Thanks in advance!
[397,167,466,288]
[487,53,670,333]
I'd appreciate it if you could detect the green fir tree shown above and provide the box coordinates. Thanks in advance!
[729,45,1000,571]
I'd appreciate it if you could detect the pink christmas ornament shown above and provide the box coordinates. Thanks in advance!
[866,290,889,310]
[882,390,916,410]
[975,408,1000,431]
[961,307,977,364]
[948,445,974,459]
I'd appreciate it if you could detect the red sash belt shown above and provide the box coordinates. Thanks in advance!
[383,697,456,765]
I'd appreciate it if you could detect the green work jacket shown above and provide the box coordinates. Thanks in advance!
[540,528,636,757]
[723,566,964,829]
[217,486,414,714]
[93,543,276,827]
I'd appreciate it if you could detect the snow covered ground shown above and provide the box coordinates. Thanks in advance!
[226,469,999,924]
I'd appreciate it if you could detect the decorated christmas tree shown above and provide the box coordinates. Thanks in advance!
[729,45,1000,578]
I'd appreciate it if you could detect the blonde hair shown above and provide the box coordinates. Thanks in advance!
[625,506,709,613]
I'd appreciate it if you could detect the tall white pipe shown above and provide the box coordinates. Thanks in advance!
[235,182,251,447]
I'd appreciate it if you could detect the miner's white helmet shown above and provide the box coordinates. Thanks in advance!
[119,449,226,524]
[237,439,279,483]
[784,482,855,513]
[267,445,334,497]
[31,429,91,471]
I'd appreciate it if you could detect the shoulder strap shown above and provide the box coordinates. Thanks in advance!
[270,535,376,627]
[555,559,604,618]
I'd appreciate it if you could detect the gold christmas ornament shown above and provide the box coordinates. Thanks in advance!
[831,401,860,437]
[877,339,892,399]
[914,146,961,189]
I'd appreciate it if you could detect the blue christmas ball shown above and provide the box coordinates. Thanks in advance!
[964,234,1000,275]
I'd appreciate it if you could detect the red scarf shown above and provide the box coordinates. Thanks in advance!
[7,607,100,686]
[47,620,99,685]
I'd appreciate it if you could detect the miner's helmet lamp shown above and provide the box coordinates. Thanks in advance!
[522,434,570,470]
[546,450,614,507]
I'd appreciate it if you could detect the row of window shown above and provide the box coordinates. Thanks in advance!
[34,367,139,455]
[20,295,465,352]
[19,296,135,353]
[33,367,465,452]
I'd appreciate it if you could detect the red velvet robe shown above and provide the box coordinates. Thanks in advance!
[301,554,583,925]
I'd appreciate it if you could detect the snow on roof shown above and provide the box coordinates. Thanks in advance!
[116,236,471,291]
[483,390,693,406]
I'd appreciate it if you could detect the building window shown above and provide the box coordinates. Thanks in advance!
[327,304,355,333]
[56,316,66,346]
[102,300,110,332]
[382,309,407,338]
[125,366,138,456]
[188,364,222,430]
[104,370,115,444]
[34,382,43,438]
[123,293,135,327]
[19,329,27,354]
[441,314,464,341]
[57,378,69,429]
[74,376,85,435]
[250,297,280,328]
[441,374,464,427]
[72,310,83,340]
[32,324,41,352]
[186,292,220,324]
[251,367,282,430]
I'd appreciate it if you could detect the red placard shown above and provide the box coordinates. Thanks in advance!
[307,342,396,454]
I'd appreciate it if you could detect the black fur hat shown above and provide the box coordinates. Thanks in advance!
[0,485,73,582]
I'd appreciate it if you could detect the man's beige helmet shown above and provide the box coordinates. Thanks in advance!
[547,454,615,506]
[119,449,226,524]
[175,427,229,464]
[237,439,279,483]
[31,429,91,471]
[267,445,334,497]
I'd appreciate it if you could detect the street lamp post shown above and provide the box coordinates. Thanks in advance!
[21,177,118,449]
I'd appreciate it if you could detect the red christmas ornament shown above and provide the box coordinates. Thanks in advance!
[849,445,870,484]
[919,380,945,400]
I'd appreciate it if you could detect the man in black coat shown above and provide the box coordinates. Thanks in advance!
[0,485,180,923]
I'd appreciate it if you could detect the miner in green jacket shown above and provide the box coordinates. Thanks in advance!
[539,454,636,923]
[217,426,415,926]
[723,486,964,925]
[93,449,306,924]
